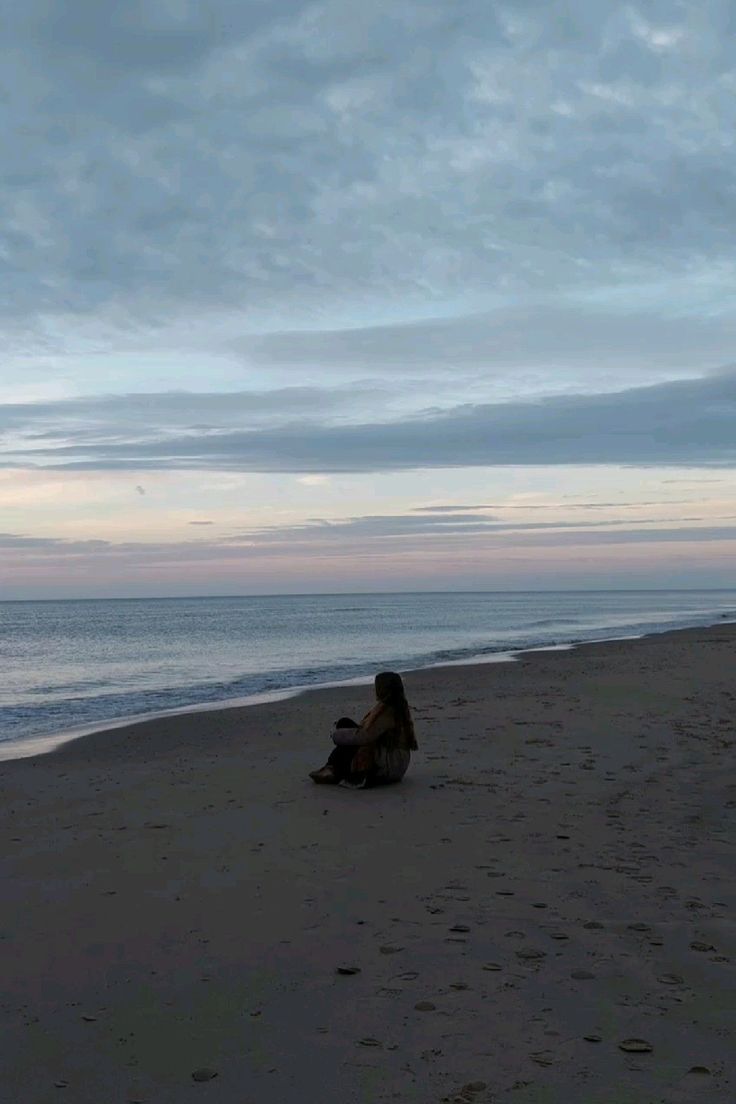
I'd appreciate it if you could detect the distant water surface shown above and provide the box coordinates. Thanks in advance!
[1,590,735,752]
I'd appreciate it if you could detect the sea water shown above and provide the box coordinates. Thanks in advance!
[1,590,735,753]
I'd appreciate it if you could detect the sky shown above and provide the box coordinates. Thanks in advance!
[2,0,736,597]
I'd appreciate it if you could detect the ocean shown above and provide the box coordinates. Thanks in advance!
[1,590,735,756]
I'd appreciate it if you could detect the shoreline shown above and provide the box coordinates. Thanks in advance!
[1,619,734,1101]
[2,614,734,764]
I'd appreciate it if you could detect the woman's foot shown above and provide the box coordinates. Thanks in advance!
[309,765,338,784]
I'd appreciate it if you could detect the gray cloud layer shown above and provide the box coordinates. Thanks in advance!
[239,307,736,379]
[231,511,736,542]
[4,0,736,333]
[3,369,735,472]
[3,514,736,575]
[0,385,382,442]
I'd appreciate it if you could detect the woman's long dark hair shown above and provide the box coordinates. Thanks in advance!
[374,671,417,750]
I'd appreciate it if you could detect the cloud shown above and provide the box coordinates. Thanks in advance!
[236,307,736,382]
[661,477,725,484]
[4,0,736,341]
[0,385,385,454]
[135,484,146,495]
[4,2,736,596]
[0,532,110,551]
[230,509,736,544]
[296,475,331,486]
[0,385,378,426]
[3,513,736,577]
[412,504,493,512]
[4,369,735,473]
[412,500,698,512]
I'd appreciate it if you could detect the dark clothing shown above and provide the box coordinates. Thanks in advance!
[326,745,396,788]
[313,703,413,787]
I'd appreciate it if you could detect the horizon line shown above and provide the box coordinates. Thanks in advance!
[2,586,736,604]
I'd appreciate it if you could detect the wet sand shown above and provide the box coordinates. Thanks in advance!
[1,624,734,1103]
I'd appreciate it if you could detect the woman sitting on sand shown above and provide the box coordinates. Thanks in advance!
[309,671,417,789]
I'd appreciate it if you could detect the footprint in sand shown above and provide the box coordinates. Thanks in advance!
[618,1039,654,1055]
[191,1068,218,1081]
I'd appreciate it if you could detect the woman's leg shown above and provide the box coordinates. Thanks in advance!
[310,743,365,784]
[333,747,378,788]
[326,746,357,779]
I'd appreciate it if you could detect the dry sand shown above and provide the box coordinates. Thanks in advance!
[1,624,734,1104]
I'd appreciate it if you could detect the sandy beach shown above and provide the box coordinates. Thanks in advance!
[1,623,734,1104]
